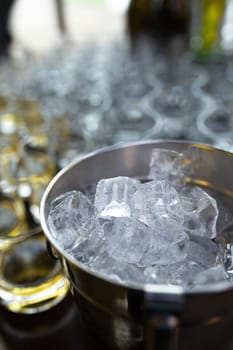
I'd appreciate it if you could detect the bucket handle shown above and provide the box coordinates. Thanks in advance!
[144,284,184,350]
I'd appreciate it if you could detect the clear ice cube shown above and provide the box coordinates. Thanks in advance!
[134,180,184,227]
[149,147,201,188]
[144,265,169,284]
[100,200,131,218]
[94,176,140,218]
[191,265,229,287]
[69,224,105,265]
[102,216,151,264]
[181,186,218,239]
[48,190,94,250]
[140,230,189,266]
[90,252,145,285]
[172,146,201,180]
[149,148,181,181]
[144,260,204,286]
[168,261,204,286]
[187,234,217,269]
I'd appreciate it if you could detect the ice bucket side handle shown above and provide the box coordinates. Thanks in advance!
[144,284,184,350]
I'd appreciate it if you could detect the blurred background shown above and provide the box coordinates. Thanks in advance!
[8,0,129,54]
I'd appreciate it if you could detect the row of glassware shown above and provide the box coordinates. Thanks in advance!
[1,38,232,156]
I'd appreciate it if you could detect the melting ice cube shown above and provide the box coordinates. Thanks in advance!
[94,176,140,217]
[90,252,145,285]
[134,180,184,227]
[149,148,181,180]
[140,230,189,266]
[102,216,151,264]
[181,186,218,239]
[149,146,201,186]
[48,190,94,250]
[191,265,229,287]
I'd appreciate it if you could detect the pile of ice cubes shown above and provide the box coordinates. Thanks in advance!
[48,147,233,288]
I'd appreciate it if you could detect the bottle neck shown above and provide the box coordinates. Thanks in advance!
[127,0,190,46]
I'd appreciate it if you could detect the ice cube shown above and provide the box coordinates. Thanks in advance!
[168,261,204,286]
[90,252,145,285]
[102,216,151,264]
[149,147,201,188]
[153,231,218,287]
[149,148,181,181]
[191,265,229,287]
[69,224,105,265]
[134,180,184,227]
[144,260,204,286]
[94,176,140,218]
[100,200,131,218]
[140,230,189,266]
[48,190,94,250]
[144,265,169,284]
[172,146,201,180]
[181,186,218,239]
[187,234,217,269]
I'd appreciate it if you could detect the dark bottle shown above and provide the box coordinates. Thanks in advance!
[127,0,190,46]
[0,0,15,56]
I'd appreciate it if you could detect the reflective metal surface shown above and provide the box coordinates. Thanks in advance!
[40,140,233,349]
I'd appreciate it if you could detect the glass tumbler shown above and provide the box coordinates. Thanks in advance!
[0,228,68,314]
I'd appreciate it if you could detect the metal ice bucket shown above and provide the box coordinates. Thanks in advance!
[40,140,233,350]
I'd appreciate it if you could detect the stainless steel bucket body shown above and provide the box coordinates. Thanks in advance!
[40,140,233,350]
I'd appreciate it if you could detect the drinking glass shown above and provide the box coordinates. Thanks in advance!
[196,99,233,151]
[0,228,69,314]
[103,94,163,144]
